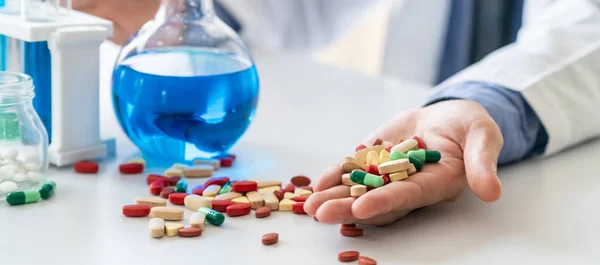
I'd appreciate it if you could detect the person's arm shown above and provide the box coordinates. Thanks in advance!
[439,0,600,156]
[218,0,381,51]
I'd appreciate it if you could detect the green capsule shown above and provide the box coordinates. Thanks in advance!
[407,150,426,162]
[6,190,41,206]
[424,150,441,163]
[198,206,225,226]
[219,182,233,194]
[363,173,384,188]
[38,181,56,200]
[408,155,423,171]
[174,187,187,193]
[176,179,188,190]
[390,151,409,161]
[350,170,367,185]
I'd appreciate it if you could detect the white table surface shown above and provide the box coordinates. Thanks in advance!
[1,43,600,265]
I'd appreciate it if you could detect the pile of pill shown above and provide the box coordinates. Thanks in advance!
[0,149,57,206]
[338,250,377,265]
[122,158,312,239]
[340,136,440,197]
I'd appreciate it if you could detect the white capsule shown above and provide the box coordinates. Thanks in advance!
[1,149,18,160]
[12,173,27,182]
[27,172,42,182]
[0,181,18,193]
[23,162,40,172]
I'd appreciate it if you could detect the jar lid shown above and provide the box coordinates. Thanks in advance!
[0,72,34,98]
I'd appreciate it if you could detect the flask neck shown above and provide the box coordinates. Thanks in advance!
[158,0,215,20]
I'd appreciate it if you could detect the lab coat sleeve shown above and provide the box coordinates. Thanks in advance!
[438,0,600,156]
[217,0,381,51]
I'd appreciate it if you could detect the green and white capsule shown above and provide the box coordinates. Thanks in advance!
[6,190,41,206]
[350,170,384,188]
[408,155,423,171]
[198,206,225,226]
[407,149,441,163]
[390,151,409,161]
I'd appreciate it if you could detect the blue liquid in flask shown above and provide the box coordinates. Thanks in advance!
[112,49,259,164]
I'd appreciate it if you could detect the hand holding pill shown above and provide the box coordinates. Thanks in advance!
[305,100,504,225]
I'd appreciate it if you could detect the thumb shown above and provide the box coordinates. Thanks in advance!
[463,119,503,202]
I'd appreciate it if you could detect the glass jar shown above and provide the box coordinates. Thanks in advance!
[0,72,48,199]
[112,0,259,165]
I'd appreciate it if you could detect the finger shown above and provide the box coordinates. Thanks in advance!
[313,164,344,192]
[463,119,503,202]
[304,185,351,216]
[315,197,356,224]
[351,163,463,219]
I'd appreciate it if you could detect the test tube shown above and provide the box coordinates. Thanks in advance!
[21,0,60,22]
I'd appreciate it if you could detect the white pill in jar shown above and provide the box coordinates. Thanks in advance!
[23,162,40,172]
[1,149,18,160]
[12,173,27,182]
[1,159,18,166]
[0,165,18,180]
[27,172,41,182]
[0,181,18,193]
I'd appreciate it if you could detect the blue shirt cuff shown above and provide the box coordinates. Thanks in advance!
[425,81,548,165]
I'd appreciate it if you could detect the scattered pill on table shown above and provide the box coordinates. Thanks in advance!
[74,161,99,174]
[279,199,294,211]
[0,180,18,193]
[226,203,252,217]
[261,233,279,245]
[211,199,235,212]
[127,158,146,166]
[338,251,360,262]
[184,194,213,211]
[135,196,167,208]
[255,206,271,218]
[168,192,188,205]
[281,183,295,193]
[273,189,284,200]
[190,212,206,229]
[183,164,213,178]
[119,163,144,174]
[342,223,356,228]
[219,157,234,167]
[193,158,220,170]
[283,192,294,199]
[191,184,205,196]
[202,184,221,197]
[150,206,184,221]
[257,180,282,188]
[122,204,151,217]
[291,175,311,187]
[165,222,184,237]
[340,227,364,237]
[204,176,230,187]
[160,187,175,198]
[149,180,165,195]
[290,195,308,202]
[149,218,165,238]
[198,206,225,226]
[231,196,249,204]
[263,192,279,210]
[178,227,203,237]
[6,190,40,206]
[146,174,170,186]
[246,191,265,209]
[292,202,306,214]
[168,176,182,186]
[165,167,184,178]
[38,181,56,199]
[358,256,377,265]
[231,180,258,193]
[215,191,243,200]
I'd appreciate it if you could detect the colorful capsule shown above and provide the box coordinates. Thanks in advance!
[349,170,384,188]
[175,178,187,189]
[408,155,423,171]
[218,181,233,195]
[38,181,56,199]
[6,190,41,206]
[198,206,225,226]
[407,149,441,163]
[390,151,409,161]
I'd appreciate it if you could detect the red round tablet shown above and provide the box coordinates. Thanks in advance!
[291,175,311,187]
[261,233,279,245]
[169,176,182,186]
[338,251,360,262]
[340,227,363,237]
[146,174,170,186]
[231,181,257,193]
[365,165,379,175]
[355,144,367,152]
[281,183,295,193]
[358,256,377,265]
[292,202,306,214]
[226,203,251,217]
[255,207,271,218]
[149,180,165,195]
[119,163,144,174]
[160,187,175,199]
[204,176,230,187]
[122,204,150,217]
[74,161,99,174]
[290,195,308,202]
[178,227,203,237]
[211,199,235,212]
[168,193,188,205]
[411,135,427,150]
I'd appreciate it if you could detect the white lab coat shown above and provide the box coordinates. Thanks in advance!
[220,0,600,157]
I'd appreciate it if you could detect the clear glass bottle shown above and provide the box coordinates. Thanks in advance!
[112,0,259,165]
[0,72,49,199]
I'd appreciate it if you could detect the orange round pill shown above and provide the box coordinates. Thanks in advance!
[255,206,271,218]
[358,256,377,265]
[291,175,311,187]
[340,227,363,237]
[338,251,360,262]
[261,233,279,245]
[178,227,203,237]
